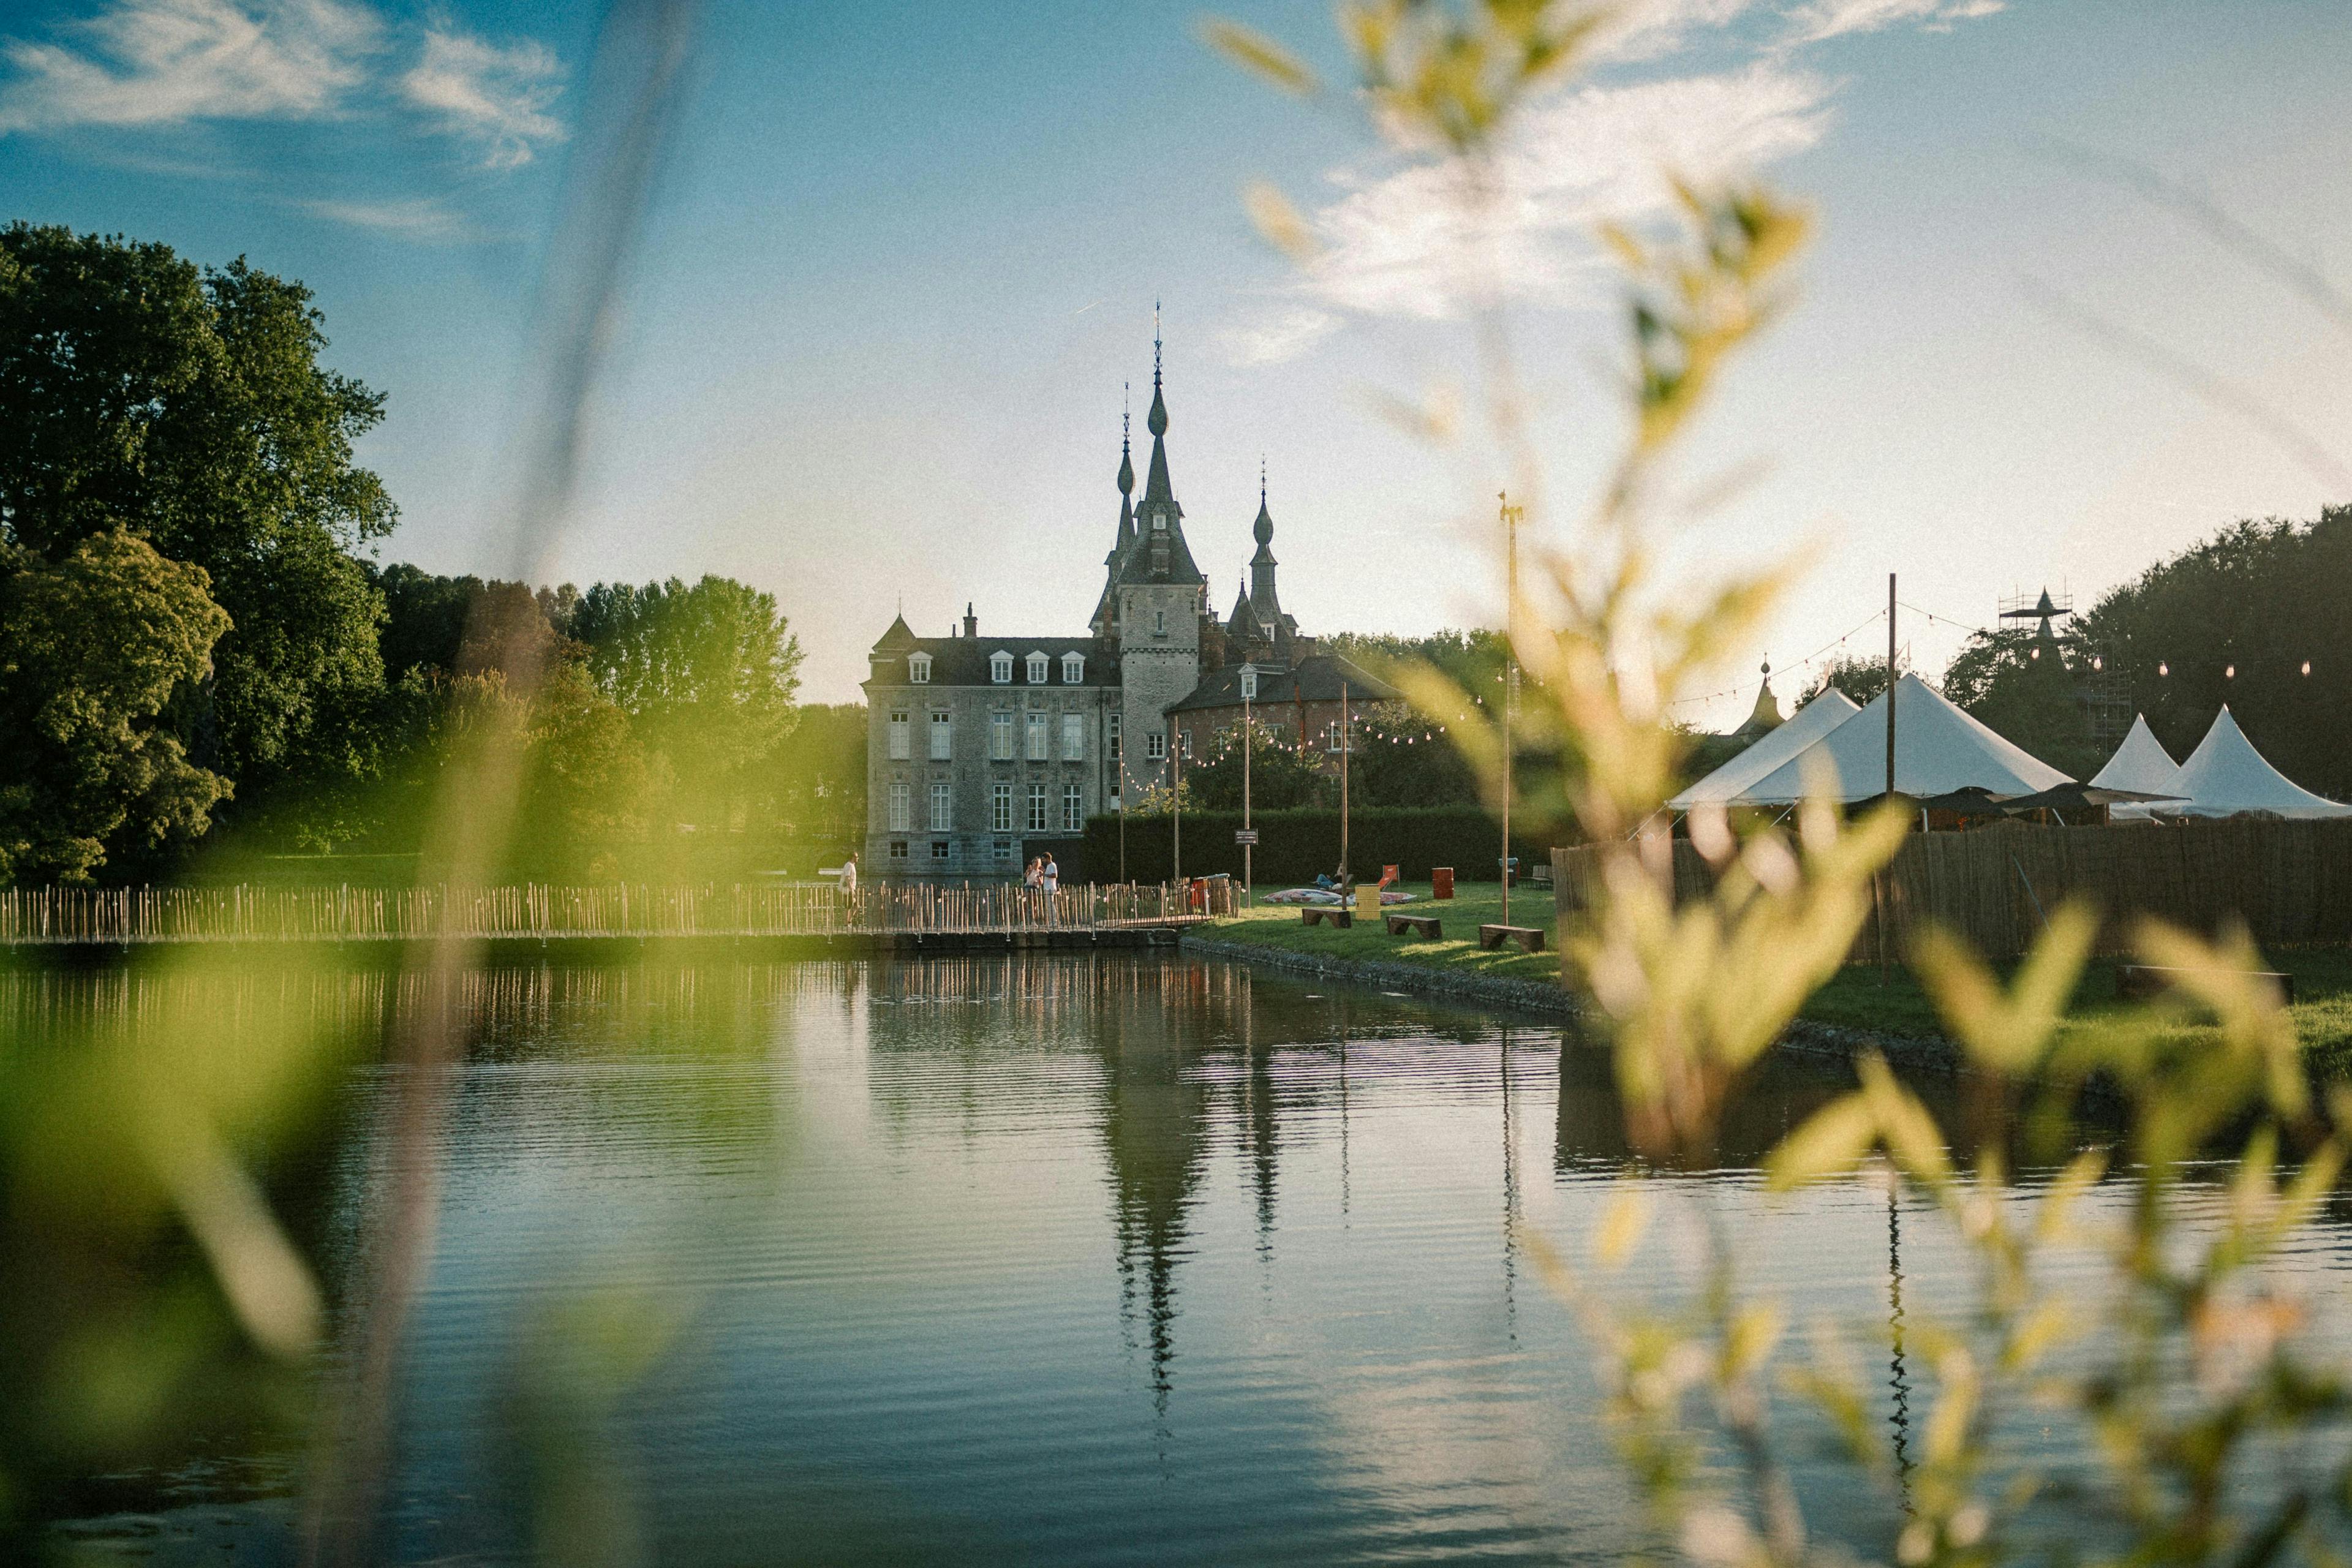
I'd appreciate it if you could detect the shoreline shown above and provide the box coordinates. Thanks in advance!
[1179,931,1975,1081]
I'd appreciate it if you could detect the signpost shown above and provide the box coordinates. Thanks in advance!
[1234,829,1259,845]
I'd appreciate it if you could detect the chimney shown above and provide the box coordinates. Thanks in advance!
[963,602,978,639]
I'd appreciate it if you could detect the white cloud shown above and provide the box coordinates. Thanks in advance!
[0,0,377,133]
[1590,0,1765,62]
[1782,0,2004,45]
[398,24,563,168]
[1220,307,1341,367]
[300,193,467,239]
[1296,62,1834,325]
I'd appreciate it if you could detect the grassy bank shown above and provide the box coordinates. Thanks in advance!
[1201,881,2352,1072]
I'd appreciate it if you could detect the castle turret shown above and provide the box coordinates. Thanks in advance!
[1115,315,1207,786]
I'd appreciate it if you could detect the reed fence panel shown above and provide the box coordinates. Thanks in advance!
[1553,819,2352,963]
[0,878,1232,946]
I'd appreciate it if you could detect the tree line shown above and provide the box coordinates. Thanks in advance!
[0,224,862,886]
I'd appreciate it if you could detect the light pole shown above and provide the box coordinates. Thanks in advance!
[1338,679,1352,887]
[1240,663,1257,904]
[1172,724,1183,889]
[1500,492,1522,925]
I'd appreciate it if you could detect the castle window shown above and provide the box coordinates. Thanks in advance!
[1145,731,1166,761]
[1062,784,1084,832]
[1107,714,1121,760]
[1027,784,1048,832]
[929,782,952,831]
[908,653,931,684]
[1061,653,1084,684]
[1060,713,1084,762]
[1152,511,1166,531]
[887,782,910,832]
[994,838,1016,862]
[1025,712,1049,761]
[990,711,1014,760]
[992,782,1012,832]
[1027,652,1049,684]
[889,840,908,861]
[888,709,909,760]
[931,839,949,861]
[1153,609,1166,636]
[990,652,1012,684]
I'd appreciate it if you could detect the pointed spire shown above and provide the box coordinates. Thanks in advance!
[1118,383,1134,497]
[1147,302,1168,437]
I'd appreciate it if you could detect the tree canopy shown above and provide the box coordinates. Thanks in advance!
[0,531,233,882]
[0,224,392,797]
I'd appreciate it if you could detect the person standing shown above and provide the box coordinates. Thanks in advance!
[837,853,857,895]
[1042,854,1059,895]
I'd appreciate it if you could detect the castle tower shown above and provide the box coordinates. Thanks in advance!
[1115,317,1206,789]
[1090,389,1139,638]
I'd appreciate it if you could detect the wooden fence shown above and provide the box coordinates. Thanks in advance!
[1553,818,2352,962]
[0,879,1233,947]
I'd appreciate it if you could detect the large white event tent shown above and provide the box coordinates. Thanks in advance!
[2162,706,2352,818]
[1730,674,2071,805]
[1667,689,1861,812]
[2092,714,2182,820]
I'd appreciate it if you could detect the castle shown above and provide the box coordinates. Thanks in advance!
[862,334,1389,879]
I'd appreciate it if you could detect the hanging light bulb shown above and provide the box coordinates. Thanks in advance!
[2159,662,2169,677]
[2030,646,2040,660]
[2091,656,2103,671]
[2226,664,2236,679]
[2303,661,2312,676]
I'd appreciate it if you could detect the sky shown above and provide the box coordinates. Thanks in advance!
[4,0,2350,717]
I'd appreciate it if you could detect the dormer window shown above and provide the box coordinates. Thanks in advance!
[990,651,1012,684]
[1027,652,1049,684]
[1061,654,1084,684]
[1152,511,1167,531]
[908,652,932,684]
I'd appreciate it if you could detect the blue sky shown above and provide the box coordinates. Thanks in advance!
[4,1,2350,712]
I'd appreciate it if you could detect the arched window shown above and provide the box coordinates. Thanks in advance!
[908,652,932,684]
[990,651,1012,684]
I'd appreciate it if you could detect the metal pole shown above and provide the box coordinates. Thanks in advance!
[1881,570,1896,987]
[1339,682,1351,886]
[1172,722,1183,888]
[1502,492,1521,925]
[1117,752,1127,884]
[1243,682,1254,904]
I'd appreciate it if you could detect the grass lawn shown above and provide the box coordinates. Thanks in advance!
[1202,880,1564,987]
[1204,881,2352,1074]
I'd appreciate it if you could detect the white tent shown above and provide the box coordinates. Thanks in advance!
[1731,673,2072,805]
[1668,689,1861,812]
[2163,705,2352,818]
[2091,714,2182,820]
[2091,714,2182,793]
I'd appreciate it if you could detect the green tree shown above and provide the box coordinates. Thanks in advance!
[0,225,394,802]
[570,576,802,829]
[2075,505,2352,796]
[0,530,233,882]
[1940,624,2100,778]
[769,702,868,844]
[1807,652,1894,707]
[1184,722,1330,810]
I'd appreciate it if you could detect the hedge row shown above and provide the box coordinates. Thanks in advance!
[1082,806,1562,885]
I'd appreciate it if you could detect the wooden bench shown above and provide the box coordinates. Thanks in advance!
[1300,906,1354,929]
[1385,913,1442,939]
[2117,963,2294,1005]
[1479,924,1546,953]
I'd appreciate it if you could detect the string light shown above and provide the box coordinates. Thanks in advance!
[2304,661,2313,676]
[2225,664,2236,679]
[2159,662,2168,677]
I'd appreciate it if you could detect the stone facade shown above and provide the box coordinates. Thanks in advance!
[861,339,1386,879]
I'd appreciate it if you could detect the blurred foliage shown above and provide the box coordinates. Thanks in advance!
[1222,3,2352,1564]
[2076,505,2352,797]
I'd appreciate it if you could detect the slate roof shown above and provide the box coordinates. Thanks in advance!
[1166,654,1396,714]
[866,633,1117,688]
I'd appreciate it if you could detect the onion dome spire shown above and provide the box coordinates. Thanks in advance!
[1117,386,1135,497]
[1147,303,1168,437]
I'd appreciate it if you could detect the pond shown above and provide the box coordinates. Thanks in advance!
[28,951,2352,1564]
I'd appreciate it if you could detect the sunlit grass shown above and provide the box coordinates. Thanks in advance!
[1204,881,1561,984]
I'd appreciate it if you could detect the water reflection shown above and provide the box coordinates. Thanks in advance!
[14,950,2310,1566]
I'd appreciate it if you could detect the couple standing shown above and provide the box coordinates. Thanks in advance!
[1023,854,1059,894]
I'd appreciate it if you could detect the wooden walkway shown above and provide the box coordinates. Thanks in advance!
[0,880,1232,948]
